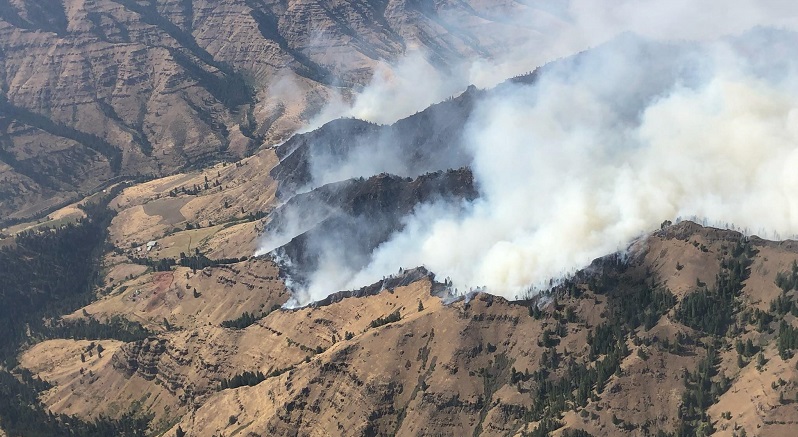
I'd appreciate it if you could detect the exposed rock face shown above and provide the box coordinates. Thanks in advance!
[113,337,168,382]
[95,321,312,416]
[109,330,238,401]
[0,0,541,220]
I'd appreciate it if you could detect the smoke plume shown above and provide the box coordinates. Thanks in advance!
[307,0,798,129]
[260,2,798,305]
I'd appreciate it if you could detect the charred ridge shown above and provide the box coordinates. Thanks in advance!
[308,267,434,309]
[272,168,476,287]
[389,84,480,166]
[655,220,744,243]
[268,166,476,231]
[269,86,480,200]
[270,119,382,198]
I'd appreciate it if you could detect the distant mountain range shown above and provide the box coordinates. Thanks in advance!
[0,0,550,220]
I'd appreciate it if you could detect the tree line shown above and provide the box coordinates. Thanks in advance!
[0,189,154,435]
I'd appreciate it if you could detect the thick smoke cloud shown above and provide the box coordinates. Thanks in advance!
[260,2,798,305]
[344,32,798,300]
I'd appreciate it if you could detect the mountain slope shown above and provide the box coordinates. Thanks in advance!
[0,0,548,220]
[167,222,798,437]
[13,218,798,436]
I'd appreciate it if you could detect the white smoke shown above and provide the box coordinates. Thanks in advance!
[304,0,798,130]
[341,32,798,300]
[259,2,798,304]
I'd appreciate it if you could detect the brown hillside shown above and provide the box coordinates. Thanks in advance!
[16,217,798,436]
[0,0,547,220]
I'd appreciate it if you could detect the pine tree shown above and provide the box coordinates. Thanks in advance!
[744,339,755,357]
